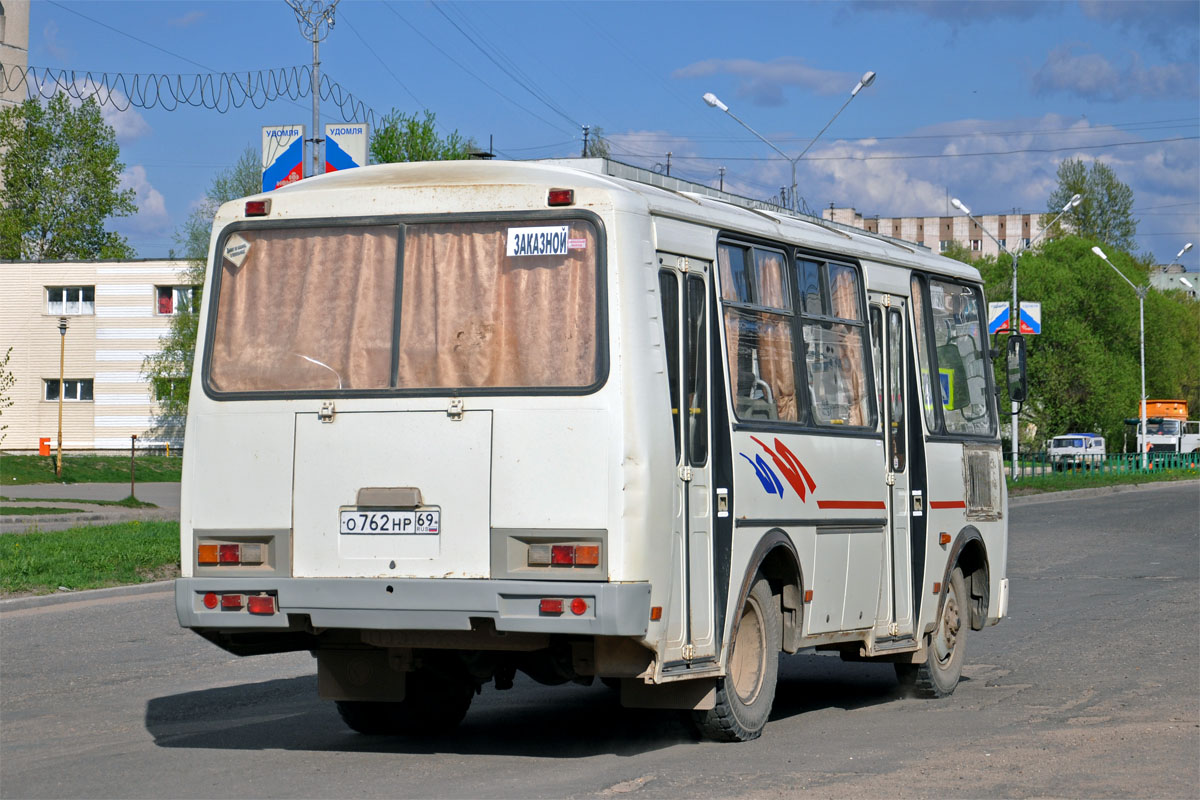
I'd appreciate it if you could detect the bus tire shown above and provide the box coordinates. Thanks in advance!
[335,700,403,735]
[399,667,475,734]
[692,576,779,742]
[895,566,968,698]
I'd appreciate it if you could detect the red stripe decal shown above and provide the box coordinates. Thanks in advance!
[816,500,887,510]
[929,500,967,509]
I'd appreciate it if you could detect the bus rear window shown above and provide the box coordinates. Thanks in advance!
[207,219,600,394]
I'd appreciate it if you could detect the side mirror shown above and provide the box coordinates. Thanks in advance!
[1006,335,1028,403]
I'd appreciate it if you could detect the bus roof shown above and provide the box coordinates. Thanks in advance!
[253,158,982,283]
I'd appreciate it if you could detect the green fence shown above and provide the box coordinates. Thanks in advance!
[1013,450,1200,479]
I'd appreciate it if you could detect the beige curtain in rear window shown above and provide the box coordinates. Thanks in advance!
[396,220,598,388]
[208,226,397,392]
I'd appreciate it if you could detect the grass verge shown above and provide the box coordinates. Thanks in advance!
[1,454,182,486]
[1008,466,1198,495]
[0,521,180,597]
[0,494,157,508]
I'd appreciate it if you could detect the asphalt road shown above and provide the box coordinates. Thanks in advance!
[1,482,1197,798]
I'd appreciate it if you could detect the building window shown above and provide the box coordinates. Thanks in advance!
[998,238,1006,249]
[157,285,198,315]
[46,287,95,315]
[971,239,982,252]
[1022,237,1031,248]
[44,379,94,402]
[939,240,952,253]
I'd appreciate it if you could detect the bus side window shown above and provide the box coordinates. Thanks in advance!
[798,259,873,428]
[686,275,708,466]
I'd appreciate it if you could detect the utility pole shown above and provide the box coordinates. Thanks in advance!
[287,0,339,178]
[581,125,590,157]
[665,152,671,177]
[718,166,725,191]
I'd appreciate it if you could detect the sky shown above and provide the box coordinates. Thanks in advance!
[12,0,1200,268]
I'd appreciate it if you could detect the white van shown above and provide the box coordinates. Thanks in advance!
[1048,433,1106,470]
[175,159,1010,741]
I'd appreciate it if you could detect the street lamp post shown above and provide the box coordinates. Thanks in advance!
[949,194,1081,479]
[56,316,68,479]
[1091,246,1149,471]
[703,70,875,212]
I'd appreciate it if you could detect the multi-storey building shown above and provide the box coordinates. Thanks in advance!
[0,259,193,452]
[822,206,1048,261]
[1,1,30,110]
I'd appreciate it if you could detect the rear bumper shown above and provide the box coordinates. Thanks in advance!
[175,577,652,637]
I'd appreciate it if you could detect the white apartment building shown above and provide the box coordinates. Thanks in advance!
[822,206,1048,261]
[0,259,193,452]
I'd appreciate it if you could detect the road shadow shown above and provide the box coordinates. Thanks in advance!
[146,655,924,756]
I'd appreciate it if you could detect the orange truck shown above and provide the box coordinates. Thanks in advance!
[1132,400,1200,453]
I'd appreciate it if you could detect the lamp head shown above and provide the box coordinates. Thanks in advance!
[1179,276,1194,289]
[950,198,969,215]
[58,317,68,335]
[1176,242,1193,260]
[851,70,877,97]
[1091,245,1108,261]
[702,92,728,112]
[1065,193,1082,210]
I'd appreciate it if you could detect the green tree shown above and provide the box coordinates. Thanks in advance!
[369,109,472,164]
[0,346,14,446]
[142,145,260,425]
[1045,158,1137,253]
[583,125,611,158]
[977,236,1200,452]
[0,94,137,260]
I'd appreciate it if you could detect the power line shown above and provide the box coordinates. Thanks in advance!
[432,1,579,129]
[337,10,425,111]
[46,0,218,73]
[615,135,1198,163]
[380,1,573,137]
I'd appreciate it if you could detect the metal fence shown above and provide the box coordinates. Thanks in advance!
[1013,450,1200,479]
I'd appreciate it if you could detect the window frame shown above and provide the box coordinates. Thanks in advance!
[46,286,95,316]
[156,285,199,316]
[201,209,609,401]
[909,272,999,441]
[43,378,94,402]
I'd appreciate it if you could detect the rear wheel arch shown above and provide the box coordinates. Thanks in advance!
[738,529,803,653]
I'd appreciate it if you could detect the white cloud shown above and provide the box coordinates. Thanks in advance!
[673,58,857,107]
[168,11,207,28]
[118,166,172,236]
[43,20,70,61]
[1033,45,1199,102]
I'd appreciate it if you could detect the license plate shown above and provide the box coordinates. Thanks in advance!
[339,508,440,535]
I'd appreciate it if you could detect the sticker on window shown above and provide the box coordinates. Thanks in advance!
[507,226,569,257]
[223,233,251,269]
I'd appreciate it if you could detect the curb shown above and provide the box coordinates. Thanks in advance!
[0,579,173,612]
[3,480,1194,611]
[1008,477,1198,507]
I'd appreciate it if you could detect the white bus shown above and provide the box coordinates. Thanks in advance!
[176,159,1010,742]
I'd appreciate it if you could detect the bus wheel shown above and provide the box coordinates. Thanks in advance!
[895,566,968,698]
[335,700,403,735]
[399,667,475,734]
[693,576,779,742]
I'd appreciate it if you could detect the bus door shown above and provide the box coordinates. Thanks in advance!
[659,256,717,664]
[870,297,915,640]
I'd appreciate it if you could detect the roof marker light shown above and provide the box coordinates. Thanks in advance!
[547,189,574,206]
[245,199,270,216]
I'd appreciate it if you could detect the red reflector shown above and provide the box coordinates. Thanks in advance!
[570,597,588,616]
[247,595,275,615]
[539,598,564,614]
[221,594,244,609]
[550,545,575,565]
[203,592,219,609]
[547,188,574,206]
[245,200,270,216]
[218,544,240,564]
